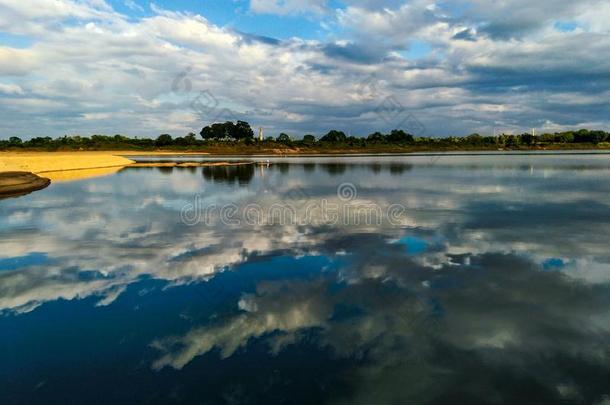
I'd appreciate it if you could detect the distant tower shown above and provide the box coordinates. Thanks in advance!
[532,128,536,137]
[258,127,264,141]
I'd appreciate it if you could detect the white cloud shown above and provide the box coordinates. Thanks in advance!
[1,0,610,138]
[250,0,328,15]
[124,0,143,13]
[0,82,24,94]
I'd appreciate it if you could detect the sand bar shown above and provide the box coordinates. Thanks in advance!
[0,152,266,191]
[0,152,137,189]
[0,152,135,174]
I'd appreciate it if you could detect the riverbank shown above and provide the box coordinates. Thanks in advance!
[0,152,136,174]
[5,142,610,156]
[0,152,260,189]
[0,152,137,189]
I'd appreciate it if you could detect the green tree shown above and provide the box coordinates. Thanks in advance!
[367,132,385,143]
[320,130,347,143]
[277,133,291,144]
[519,133,536,146]
[230,121,254,141]
[185,132,197,144]
[201,123,229,140]
[573,129,595,143]
[589,130,607,144]
[155,134,173,147]
[465,133,483,145]
[26,137,53,147]
[9,136,23,146]
[302,134,316,145]
[387,130,414,144]
[200,121,254,141]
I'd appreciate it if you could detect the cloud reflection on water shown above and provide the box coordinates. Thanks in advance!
[1,155,610,403]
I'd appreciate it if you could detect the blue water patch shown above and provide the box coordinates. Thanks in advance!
[395,236,429,255]
[239,254,337,281]
[0,252,50,271]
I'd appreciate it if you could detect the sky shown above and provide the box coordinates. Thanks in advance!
[1,0,610,139]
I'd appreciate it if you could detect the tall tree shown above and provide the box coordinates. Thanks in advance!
[320,130,347,143]
[302,134,316,145]
[200,121,254,141]
[230,121,254,141]
[387,129,414,144]
[277,133,291,144]
[155,134,173,147]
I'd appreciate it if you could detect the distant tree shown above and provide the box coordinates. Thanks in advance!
[9,136,23,146]
[26,137,53,147]
[155,134,173,147]
[200,121,254,141]
[481,136,497,145]
[367,132,385,143]
[201,123,228,140]
[519,133,536,146]
[560,132,575,143]
[320,130,347,143]
[185,132,197,144]
[387,129,414,144]
[277,133,291,144]
[589,130,607,144]
[346,136,363,146]
[465,133,483,145]
[573,129,595,143]
[111,134,129,145]
[302,134,316,145]
[230,121,254,141]
[504,135,518,147]
[538,133,556,144]
[170,132,198,147]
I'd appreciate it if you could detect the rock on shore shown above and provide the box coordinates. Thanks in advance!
[0,172,51,199]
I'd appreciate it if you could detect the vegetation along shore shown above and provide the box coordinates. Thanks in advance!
[2,121,610,154]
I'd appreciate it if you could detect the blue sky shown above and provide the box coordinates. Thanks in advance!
[111,0,338,39]
[1,0,610,138]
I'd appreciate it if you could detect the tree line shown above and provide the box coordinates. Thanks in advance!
[2,121,610,150]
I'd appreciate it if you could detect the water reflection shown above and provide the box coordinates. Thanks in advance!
[1,155,610,404]
[201,164,256,185]
[143,162,421,186]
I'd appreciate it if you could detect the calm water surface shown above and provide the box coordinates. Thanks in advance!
[1,155,610,404]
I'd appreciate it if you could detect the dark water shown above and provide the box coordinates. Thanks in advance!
[1,155,610,404]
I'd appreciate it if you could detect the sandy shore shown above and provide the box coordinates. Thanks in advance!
[0,152,135,173]
[0,152,257,185]
[0,151,137,183]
